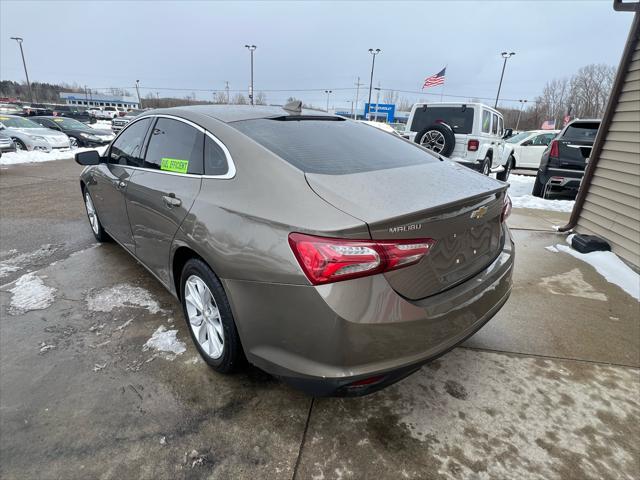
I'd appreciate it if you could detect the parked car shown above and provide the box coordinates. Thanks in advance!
[0,103,24,116]
[0,114,70,151]
[497,129,560,180]
[111,109,145,133]
[31,116,114,148]
[405,102,506,175]
[532,119,601,198]
[75,105,514,396]
[95,106,124,120]
[88,107,102,118]
[24,103,54,117]
[51,105,92,123]
[0,130,16,155]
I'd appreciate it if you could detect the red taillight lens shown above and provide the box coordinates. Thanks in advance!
[288,233,435,285]
[467,139,479,151]
[501,194,512,223]
[549,140,559,158]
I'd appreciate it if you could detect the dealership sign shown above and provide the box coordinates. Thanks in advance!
[364,103,395,122]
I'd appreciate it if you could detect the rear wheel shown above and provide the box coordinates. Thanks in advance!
[496,156,514,181]
[481,156,491,176]
[180,258,243,373]
[532,173,546,198]
[414,123,455,157]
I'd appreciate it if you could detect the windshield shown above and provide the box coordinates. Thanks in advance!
[506,132,533,144]
[0,116,42,128]
[231,118,439,175]
[51,117,89,130]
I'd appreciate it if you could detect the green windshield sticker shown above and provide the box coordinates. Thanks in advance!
[161,158,189,174]
[53,118,64,122]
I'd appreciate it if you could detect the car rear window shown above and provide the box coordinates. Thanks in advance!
[410,106,474,134]
[230,118,439,175]
[563,122,600,141]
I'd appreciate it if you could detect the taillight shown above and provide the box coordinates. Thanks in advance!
[288,233,436,285]
[549,140,559,158]
[467,139,479,151]
[501,195,512,223]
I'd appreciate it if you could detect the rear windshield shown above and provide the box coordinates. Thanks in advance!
[231,118,439,175]
[410,106,474,134]
[563,122,599,141]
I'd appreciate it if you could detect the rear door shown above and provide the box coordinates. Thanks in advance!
[91,117,152,251]
[557,122,600,171]
[520,132,555,168]
[125,117,203,285]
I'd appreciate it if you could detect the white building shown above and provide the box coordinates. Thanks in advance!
[59,92,139,109]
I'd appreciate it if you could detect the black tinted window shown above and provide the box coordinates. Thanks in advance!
[231,118,438,175]
[144,118,204,174]
[109,118,151,167]
[410,106,474,134]
[204,135,229,175]
[563,122,600,141]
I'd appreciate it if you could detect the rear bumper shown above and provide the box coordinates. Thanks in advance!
[224,225,514,396]
[538,167,584,191]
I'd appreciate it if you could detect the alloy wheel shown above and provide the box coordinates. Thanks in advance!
[184,275,224,359]
[419,130,446,154]
[84,191,99,234]
[70,137,79,149]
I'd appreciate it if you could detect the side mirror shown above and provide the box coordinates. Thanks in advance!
[502,128,513,139]
[75,150,101,166]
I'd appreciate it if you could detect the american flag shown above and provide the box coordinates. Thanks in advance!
[541,119,556,130]
[423,68,446,89]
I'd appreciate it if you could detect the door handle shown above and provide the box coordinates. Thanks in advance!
[162,194,182,208]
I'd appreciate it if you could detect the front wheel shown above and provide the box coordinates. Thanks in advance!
[13,139,27,151]
[69,137,79,149]
[180,258,243,373]
[83,188,109,242]
[496,156,514,181]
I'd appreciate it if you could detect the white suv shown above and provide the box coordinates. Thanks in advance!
[95,106,124,120]
[405,102,506,176]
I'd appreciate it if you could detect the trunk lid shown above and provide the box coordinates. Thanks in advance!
[306,161,507,299]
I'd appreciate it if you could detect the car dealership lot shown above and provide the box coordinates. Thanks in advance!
[1,160,638,479]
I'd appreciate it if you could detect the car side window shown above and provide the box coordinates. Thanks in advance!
[204,135,229,176]
[143,118,204,174]
[531,134,554,146]
[491,114,498,135]
[482,110,491,133]
[497,117,504,137]
[109,117,152,167]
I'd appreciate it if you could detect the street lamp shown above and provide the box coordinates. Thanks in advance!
[135,79,142,108]
[324,90,332,113]
[367,48,381,119]
[515,99,527,130]
[244,44,257,105]
[10,37,34,104]
[494,51,515,108]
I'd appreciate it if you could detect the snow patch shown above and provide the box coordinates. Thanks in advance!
[8,273,56,312]
[143,326,186,357]
[507,174,575,212]
[556,244,640,300]
[544,245,559,253]
[0,244,60,278]
[539,268,607,301]
[0,146,107,166]
[86,284,162,313]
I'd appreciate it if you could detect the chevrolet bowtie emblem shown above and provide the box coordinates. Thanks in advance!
[470,206,488,219]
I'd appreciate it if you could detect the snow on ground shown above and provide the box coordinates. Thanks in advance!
[506,174,575,212]
[89,120,113,130]
[0,145,107,166]
[0,244,60,279]
[143,325,186,356]
[86,283,162,313]
[555,244,640,301]
[8,273,57,313]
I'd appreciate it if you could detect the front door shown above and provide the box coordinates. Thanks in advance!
[519,133,556,168]
[91,117,152,251]
[125,117,203,285]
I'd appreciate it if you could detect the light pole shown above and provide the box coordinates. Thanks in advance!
[373,85,381,122]
[244,44,256,105]
[515,99,527,130]
[10,37,34,104]
[135,79,142,108]
[354,76,364,120]
[494,51,515,108]
[324,90,332,113]
[367,48,381,119]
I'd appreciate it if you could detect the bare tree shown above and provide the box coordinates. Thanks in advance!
[212,92,228,104]
[382,90,399,104]
[232,93,247,105]
[398,97,413,112]
[254,91,267,105]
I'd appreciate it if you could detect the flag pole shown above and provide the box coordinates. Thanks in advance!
[440,65,447,102]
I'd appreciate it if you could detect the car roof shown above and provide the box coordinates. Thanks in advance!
[141,105,336,124]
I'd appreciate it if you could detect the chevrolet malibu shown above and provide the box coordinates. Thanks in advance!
[75,104,514,396]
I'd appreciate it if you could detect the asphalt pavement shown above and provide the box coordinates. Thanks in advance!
[1,159,638,480]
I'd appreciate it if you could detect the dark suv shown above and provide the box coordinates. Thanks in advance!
[532,119,600,198]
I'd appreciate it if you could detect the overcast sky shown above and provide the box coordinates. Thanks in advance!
[0,0,633,109]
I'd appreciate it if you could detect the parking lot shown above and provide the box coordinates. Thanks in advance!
[0,159,638,480]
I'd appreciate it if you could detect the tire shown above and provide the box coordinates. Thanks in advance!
[414,123,455,157]
[69,137,79,149]
[180,258,243,373]
[496,156,514,181]
[481,156,492,176]
[532,172,546,198]
[13,139,26,151]
[83,188,110,242]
